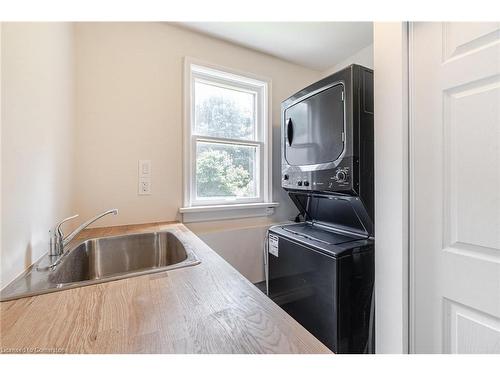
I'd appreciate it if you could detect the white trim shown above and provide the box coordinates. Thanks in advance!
[180,202,279,223]
[373,22,410,354]
[183,57,192,207]
[182,57,273,221]
[180,202,279,213]
[407,21,416,355]
[188,57,273,87]
[194,135,264,148]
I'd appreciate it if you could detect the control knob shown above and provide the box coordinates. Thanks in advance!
[335,170,348,183]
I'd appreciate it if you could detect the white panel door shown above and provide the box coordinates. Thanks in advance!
[411,22,500,353]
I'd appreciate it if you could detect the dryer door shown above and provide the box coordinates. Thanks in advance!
[284,83,345,166]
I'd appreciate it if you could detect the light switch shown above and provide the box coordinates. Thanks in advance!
[138,160,151,177]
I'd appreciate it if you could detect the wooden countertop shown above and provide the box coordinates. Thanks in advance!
[0,222,331,354]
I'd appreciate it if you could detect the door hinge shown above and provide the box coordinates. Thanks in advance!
[341,91,344,101]
[342,132,346,142]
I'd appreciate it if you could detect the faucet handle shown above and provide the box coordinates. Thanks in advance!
[49,214,78,257]
[55,214,79,238]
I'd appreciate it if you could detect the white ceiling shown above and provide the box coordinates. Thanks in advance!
[178,22,373,71]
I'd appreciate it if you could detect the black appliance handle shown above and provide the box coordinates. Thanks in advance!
[286,118,294,146]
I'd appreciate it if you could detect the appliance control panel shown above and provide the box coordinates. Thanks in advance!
[282,161,354,194]
[282,172,311,190]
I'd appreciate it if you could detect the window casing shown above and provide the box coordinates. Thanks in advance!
[183,59,272,211]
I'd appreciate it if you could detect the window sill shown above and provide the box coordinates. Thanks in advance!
[179,202,279,223]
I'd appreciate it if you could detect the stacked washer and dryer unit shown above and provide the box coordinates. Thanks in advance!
[266,65,374,354]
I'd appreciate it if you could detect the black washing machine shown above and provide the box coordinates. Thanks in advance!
[266,195,374,354]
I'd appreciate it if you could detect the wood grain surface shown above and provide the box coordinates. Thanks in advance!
[0,222,331,354]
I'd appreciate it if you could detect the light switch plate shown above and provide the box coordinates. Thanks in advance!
[138,160,151,177]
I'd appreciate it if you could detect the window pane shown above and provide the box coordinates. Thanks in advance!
[194,81,255,140]
[196,141,258,199]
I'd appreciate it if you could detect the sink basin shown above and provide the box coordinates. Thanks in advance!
[0,230,200,301]
[49,231,192,285]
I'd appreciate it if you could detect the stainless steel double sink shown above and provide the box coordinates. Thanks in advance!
[0,231,200,301]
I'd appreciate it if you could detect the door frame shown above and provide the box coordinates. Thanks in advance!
[407,21,416,354]
[373,22,411,353]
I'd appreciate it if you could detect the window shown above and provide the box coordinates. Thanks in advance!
[181,59,277,221]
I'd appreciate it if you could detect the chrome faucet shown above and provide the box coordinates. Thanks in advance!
[49,209,118,257]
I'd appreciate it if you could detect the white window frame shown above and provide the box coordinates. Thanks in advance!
[180,57,277,222]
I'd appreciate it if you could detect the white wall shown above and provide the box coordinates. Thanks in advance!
[74,22,320,228]
[0,22,318,288]
[1,23,76,288]
[321,44,373,77]
[373,22,409,354]
[1,23,374,290]
[197,225,269,283]
[73,22,321,284]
